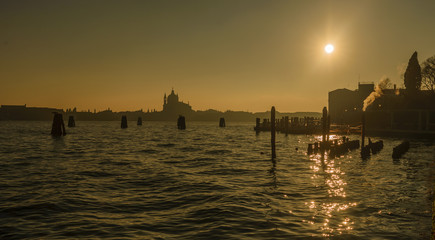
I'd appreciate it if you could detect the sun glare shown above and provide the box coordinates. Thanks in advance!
[324,44,334,54]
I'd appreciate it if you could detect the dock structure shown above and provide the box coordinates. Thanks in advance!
[51,113,66,136]
[254,116,322,134]
[284,116,289,135]
[253,105,366,135]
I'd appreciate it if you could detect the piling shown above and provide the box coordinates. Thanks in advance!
[271,106,276,159]
[361,112,366,149]
[360,112,370,158]
[307,143,313,155]
[369,139,384,154]
[219,117,226,127]
[329,146,336,159]
[284,116,289,135]
[68,116,75,127]
[279,117,287,130]
[255,118,260,130]
[348,140,360,150]
[121,115,128,129]
[321,107,328,152]
[322,107,327,144]
[137,117,142,126]
[326,114,330,142]
[314,142,319,153]
[51,113,66,136]
[178,115,186,130]
[392,141,410,159]
[361,145,371,159]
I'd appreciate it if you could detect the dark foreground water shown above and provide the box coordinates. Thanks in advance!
[0,121,433,239]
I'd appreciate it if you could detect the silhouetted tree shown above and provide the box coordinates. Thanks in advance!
[403,51,422,93]
[421,55,435,93]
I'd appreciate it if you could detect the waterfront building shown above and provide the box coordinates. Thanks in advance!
[162,89,194,118]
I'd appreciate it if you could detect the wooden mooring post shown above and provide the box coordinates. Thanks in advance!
[177,115,186,130]
[284,116,289,136]
[137,117,142,126]
[51,113,66,136]
[392,141,410,159]
[255,118,260,132]
[68,116,75,127]
[121,115,128,129]
[327,114,330,142]
[219,117,226,127]
[321,107,328,152]
[271,106,276,159]
[307,143,313,155]
[360,112,371,159]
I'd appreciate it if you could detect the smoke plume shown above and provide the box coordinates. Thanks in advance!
[362,77,390,111]
[396,63,407,77]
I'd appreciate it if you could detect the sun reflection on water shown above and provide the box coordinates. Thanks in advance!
[305,147,357,237]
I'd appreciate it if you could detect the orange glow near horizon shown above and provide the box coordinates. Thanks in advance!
[1,1,435,112]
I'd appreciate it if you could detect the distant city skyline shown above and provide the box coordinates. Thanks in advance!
[1,0,435,112]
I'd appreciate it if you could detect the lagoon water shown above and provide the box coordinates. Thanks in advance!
[0,121,433,239]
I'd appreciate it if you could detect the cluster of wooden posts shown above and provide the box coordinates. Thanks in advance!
[50,113,226,136]
[359,112,385,159]
[267,107,410,160]
[52,108,412,161]
[307,137,360,158]
[360,139,384,159]
[307,107,361,159]
[255,116,321,134]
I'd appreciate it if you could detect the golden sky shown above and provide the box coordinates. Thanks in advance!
[1,0,435,112]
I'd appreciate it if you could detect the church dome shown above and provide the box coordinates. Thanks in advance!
[167,89,179,103]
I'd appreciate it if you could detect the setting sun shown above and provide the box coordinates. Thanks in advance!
[325,44,334,54]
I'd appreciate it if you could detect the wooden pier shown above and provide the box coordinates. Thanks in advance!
[254,116,322,134]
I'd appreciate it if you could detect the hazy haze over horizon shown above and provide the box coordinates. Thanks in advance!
[1,0,435,112]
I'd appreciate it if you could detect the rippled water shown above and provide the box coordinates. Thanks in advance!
[0,121,433,239]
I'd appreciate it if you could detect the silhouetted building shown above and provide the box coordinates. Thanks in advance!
[328,83,374,124]
[365,109,435,137]
[1,90,324,122]
[162,89,193,118]
[0,104,63,120]
[329,83,435,137]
